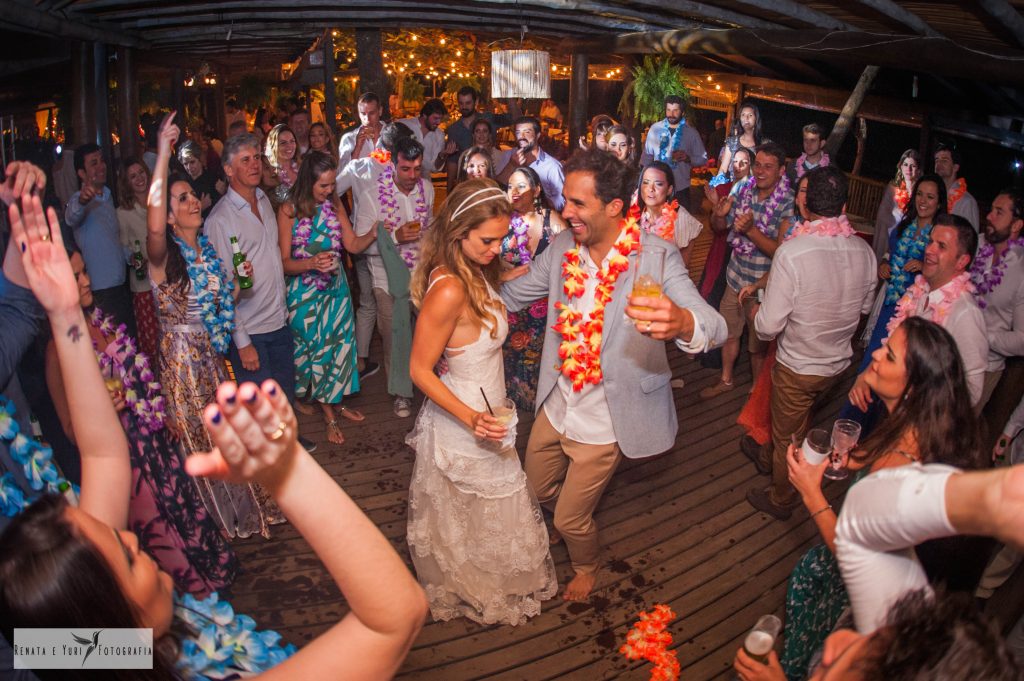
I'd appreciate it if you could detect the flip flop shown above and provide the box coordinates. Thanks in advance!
[325,419,345,445]
[338,406,365,422]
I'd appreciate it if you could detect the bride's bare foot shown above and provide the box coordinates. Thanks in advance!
[325,419,345,445]
[563,571,597,601]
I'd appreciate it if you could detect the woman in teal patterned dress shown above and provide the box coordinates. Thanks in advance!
[500,167,566,412]
[277,152,378,445]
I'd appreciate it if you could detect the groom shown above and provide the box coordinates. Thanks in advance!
[502,149,727,600]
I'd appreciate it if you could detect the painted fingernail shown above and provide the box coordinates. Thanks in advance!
[267,385,278,396]
[20,242,26,252]
[246,390,258,403]
[226,392,236,405]
[211,409,222,424]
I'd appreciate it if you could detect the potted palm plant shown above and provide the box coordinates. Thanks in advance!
[618,56,692,127]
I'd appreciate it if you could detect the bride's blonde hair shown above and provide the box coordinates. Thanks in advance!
[411,178,512,338]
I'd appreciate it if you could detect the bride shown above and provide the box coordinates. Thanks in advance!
[406,179,557,626]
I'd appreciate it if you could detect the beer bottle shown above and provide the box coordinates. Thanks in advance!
[230,236,253,289]
[133,240,147,281]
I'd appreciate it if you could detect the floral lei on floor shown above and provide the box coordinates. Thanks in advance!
[620,604,680,681]
[784,214,856,241]
[795,152,830,178]
[175,591,296,679]
[886,272,974,340]
[970,237,1024,309]
[172,234,235,354]
[639,200,678,243]
[292,200,343,292]
[0,397,78,517]
[552,217,640,391]
[730,174,792,257]
[377,163,429,269]
[893,180,911,214]
[506,212,533,265]
[947,178,968,213]
[91,307,167,434]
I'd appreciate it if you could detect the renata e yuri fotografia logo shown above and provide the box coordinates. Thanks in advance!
[13,628,153,670]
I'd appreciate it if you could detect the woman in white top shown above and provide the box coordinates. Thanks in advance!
[637,161,704,266]
[116,156,159,359]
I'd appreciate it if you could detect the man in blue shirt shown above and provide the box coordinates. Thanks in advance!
[496,116,565,211]
[640,95,708,213]
[65,143,135,335]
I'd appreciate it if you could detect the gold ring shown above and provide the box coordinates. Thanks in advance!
[40,232,50,241]
[266,422,288,441]
[644,320,653,332]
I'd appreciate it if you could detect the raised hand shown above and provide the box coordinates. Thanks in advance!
[78,183,97,205]
[0,161,47,206]
[157,110,180,154]
[8,194,79,315]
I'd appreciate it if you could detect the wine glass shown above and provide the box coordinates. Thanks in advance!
[825,419,861,481]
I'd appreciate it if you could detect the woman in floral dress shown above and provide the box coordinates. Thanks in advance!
[277,152,377,445]
[147,112,274,539]
[500,167,566,412]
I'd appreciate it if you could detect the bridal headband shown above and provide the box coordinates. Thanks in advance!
[451,187,508,219]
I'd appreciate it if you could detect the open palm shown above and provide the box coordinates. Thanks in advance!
[8,195,79,314]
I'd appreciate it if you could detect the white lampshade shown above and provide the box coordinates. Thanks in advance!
[491,49,551,99]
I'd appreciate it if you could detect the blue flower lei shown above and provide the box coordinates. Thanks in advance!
[657,118,686,168]
[172,234,235,354]
[174,591,297,679]
[0,396,78,517]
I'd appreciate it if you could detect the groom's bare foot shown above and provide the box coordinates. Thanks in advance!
[563,572,597,601]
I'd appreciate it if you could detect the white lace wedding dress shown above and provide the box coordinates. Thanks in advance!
[406,282,557,626]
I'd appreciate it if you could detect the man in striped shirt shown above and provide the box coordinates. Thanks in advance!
[700,143,794,400]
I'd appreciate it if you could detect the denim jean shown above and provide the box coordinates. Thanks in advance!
[228,325,296,402]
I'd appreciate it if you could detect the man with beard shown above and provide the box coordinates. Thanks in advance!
[639,95,707,213]
[501,148,726,600]
[934,143,979,231]
[443,86,518,190]
[496,116,565,210]
[398,98,455,180]
[972,188,1024,409]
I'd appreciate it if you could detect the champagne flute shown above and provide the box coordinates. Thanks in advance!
[825,419,861,481]
[742,614,781,664]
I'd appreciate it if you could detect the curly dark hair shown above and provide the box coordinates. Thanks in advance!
[804,165,847,218]
[853,316,983,470]
[860,589,1019,681]
[563,147,637,215]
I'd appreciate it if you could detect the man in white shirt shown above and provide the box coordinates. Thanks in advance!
[338,92,383,169]
[934,143,979,231]
[745,167,877,519]
[289,109,312,156]
[398,98,454,180]
[973,188,1024,409]
[850,214,988,413]
[495,116,565,211]
[502,148,727,601]
[206,132,315,451]
[638,95,707,213]
[354,137,434,418]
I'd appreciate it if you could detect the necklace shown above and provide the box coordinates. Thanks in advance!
[292,201,343,292]
[885,221,933,305]
[784,215,856,241]
[657,120,685,168]
[947,178,968,212]
[369,149,391,164]
[971,237,1024,308]
[886,272,974,340]
[376,163,429,269]
[553,217,641,391]
[171,234,235,354]
[90,308,167,434]
[730,174,792,257]
[505,212,533,265]
[0,397,76,517]
[893,180,911,214]
[640,200,678,243]
[795,152,830,178]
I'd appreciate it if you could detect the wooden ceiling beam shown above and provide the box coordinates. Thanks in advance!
[571,29,1024,85]
[473,0,772,29]
[977,0,1024,48]
[853,0,942,37]
[0,0,148,48]
[729,0,856,30]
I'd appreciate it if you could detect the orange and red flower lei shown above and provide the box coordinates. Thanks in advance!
[620,604,680,681]
[553,217,641,391]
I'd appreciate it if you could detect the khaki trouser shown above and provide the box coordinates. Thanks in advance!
[769,362,836,505]
[979,369,1004,414]
[524,408,622,575]
[372,287,395,384]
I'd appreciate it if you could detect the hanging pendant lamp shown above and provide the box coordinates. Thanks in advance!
[491,49,550,99]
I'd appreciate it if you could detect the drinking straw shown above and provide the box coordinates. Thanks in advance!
[479,387,495,416]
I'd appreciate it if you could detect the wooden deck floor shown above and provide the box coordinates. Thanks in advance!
[227,224,856,680]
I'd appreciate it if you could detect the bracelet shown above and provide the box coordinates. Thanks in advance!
[810,504,832,519]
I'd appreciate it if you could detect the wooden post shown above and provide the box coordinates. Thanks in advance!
[919,112,932,162]
[568,53,589,153]
[92,43,116,199]
[71,42,96,147]
[621,54,641,151]
[170,68,185,125]
[356,29,389,120]
[213,80,227,139]
[116,46,139,160]
[322,31,337,133]
[824,65,880,159]
[851,117,867,176]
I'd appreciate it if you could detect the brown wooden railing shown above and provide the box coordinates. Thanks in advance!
[845,173,887,227]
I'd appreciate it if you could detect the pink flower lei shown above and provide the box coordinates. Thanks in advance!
[970,237,1024,309]
[886,272,974,340]
[785,214,856,241]
[90,308,167,435]
[640,200,678,243]
[795,152,830,178]
[730,174,792,257]
[377,163,429,269]
[292,200,343,292]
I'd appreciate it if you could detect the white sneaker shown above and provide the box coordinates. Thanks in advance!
[394,396,412,418]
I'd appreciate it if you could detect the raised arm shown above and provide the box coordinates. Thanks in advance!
[187,380,428,681]
[146,112,179,280]
[9,195,130,529]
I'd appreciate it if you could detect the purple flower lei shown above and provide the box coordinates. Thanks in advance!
[971,237,1024,309]
[507,212,532,265]
[292,200,344,292]
[90,308,167,435]
[377,163,429,269]
[730,174,792,257]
